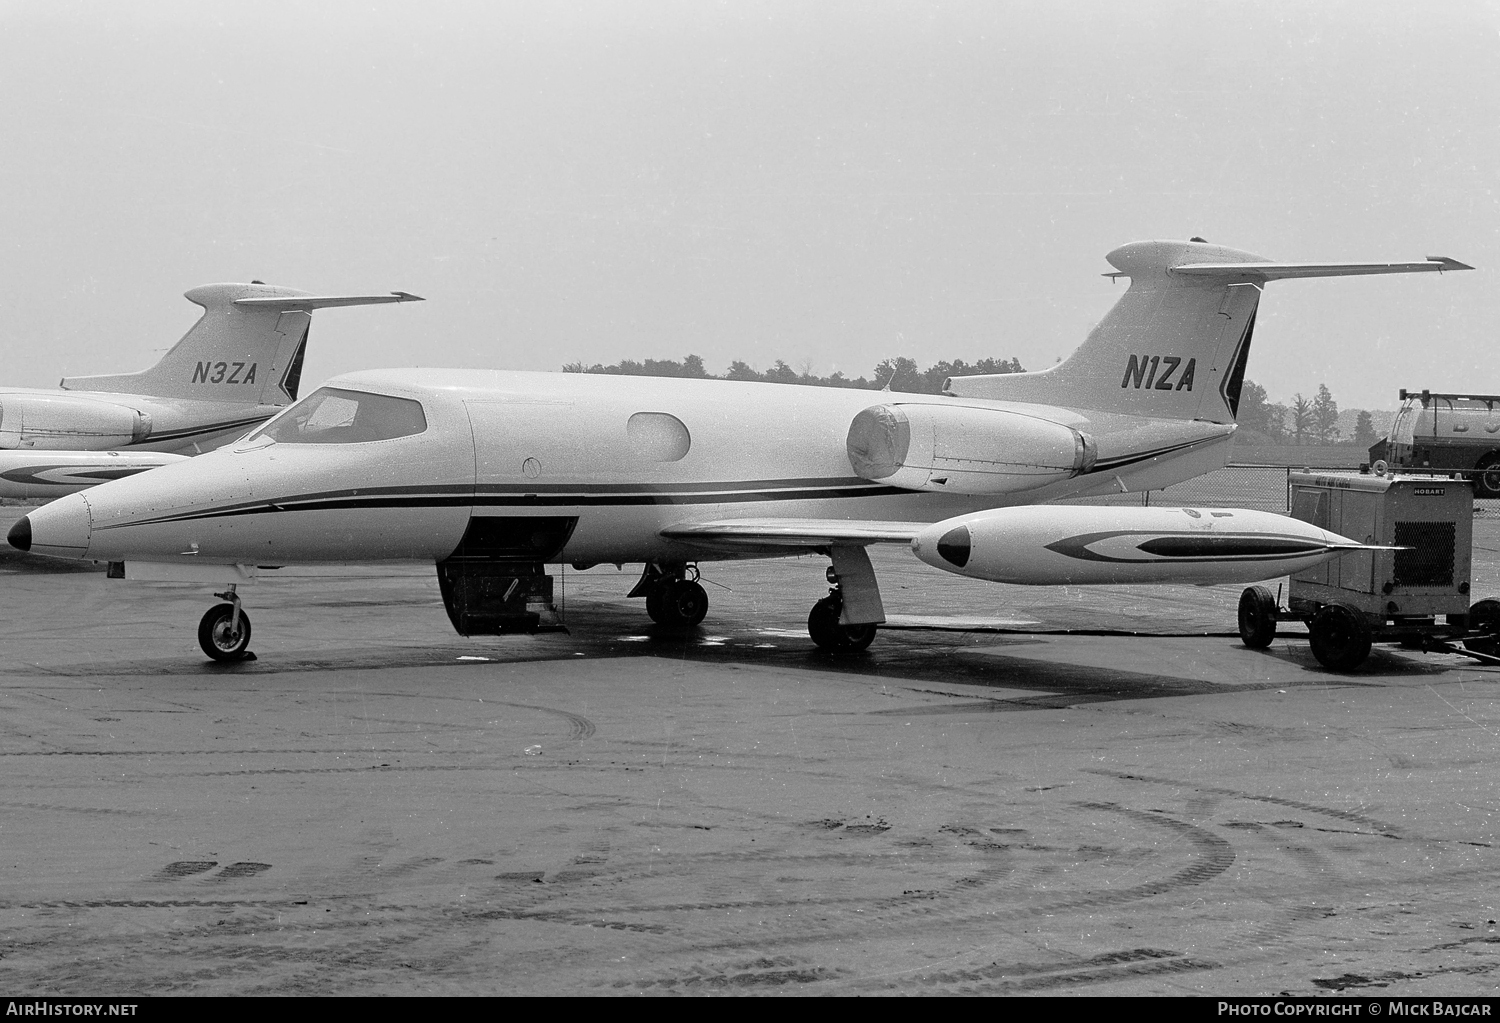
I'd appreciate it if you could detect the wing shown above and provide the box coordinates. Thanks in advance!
[661,518,922,551]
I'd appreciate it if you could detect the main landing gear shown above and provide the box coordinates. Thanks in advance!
[199,585,254,662]
[808,554,882,653]
[630,547,886,653]
[808,569,878,653]
[632,563,709,628]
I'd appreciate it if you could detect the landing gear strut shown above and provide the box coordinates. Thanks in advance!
[198,585,254,662]
[634,563,709,628]
[808,566,878,653]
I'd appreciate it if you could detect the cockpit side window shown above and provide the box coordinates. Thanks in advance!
[251,387,428,444]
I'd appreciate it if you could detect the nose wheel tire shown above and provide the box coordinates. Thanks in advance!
[198,603,252,662]
[808,594,878,653]
[646,580,708,628]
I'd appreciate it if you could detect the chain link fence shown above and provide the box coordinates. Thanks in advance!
[1065,464,1347,513]
[1066,464,1500,516]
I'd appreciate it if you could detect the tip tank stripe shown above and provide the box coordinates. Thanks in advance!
[1136,535,1326,558]
[1045,529,1333,564]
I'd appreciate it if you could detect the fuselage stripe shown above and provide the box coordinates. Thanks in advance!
[131,417,273,444]
[92,481,914,529]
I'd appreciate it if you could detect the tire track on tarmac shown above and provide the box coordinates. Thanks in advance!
[496,850,1017,923]
[450,803,1236,960]
[2,898,308,910]
[853,946,1221,995]
[0,699,596,746]
[2,805,1240,994]
[0,748,431,757]
[0,799,149,816]
[1084,769,1402,834]
[920,954,1222,994]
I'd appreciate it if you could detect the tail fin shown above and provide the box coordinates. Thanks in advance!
[60,284,423,405]
[945,239,1470,422]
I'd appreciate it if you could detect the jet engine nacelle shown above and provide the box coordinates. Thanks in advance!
[911,504,1365,585]
[846,402,1095,495]
[0,394,152,450]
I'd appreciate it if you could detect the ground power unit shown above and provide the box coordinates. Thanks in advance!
[1237,470,1497,669]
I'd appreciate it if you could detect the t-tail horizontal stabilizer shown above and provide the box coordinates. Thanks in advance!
[945,239,1472,424]
[232,291,424,310]
[1168,256,1473,282]
[61,285,425,405]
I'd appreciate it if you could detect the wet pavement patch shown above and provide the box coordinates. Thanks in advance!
[215,862,272,878]
[154,861,217,879]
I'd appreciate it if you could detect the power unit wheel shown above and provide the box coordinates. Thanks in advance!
[1308,604,1372,671]
[650,580,708,628]
[198,603,252,662]
[1475,455,1500,498]
[807,595,878,653]
[1463,598,1500,656]
[1237,585,1278,649]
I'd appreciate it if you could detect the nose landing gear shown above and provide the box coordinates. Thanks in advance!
[632,563,709,628]
[199,585,254,662]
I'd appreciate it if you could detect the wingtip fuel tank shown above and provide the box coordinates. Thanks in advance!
[0,449,187,499]
[911,505,1368,586]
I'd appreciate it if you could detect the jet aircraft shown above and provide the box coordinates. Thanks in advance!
[9,239,1470,661]
[0,283,422,498]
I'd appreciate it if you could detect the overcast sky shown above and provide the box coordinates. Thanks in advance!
[2,0,1497,409]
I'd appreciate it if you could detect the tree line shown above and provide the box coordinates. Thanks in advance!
[1238,380,1378,447]
[561,356,1380,448]
[562,355,1026,395]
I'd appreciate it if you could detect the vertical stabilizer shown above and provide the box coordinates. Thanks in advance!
[945,240,1468,422]
[60,285,423,405]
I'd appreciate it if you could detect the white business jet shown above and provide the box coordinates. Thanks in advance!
[0,283,422,498]
[9,239,1469,661]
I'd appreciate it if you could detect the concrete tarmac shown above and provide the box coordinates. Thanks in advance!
[2,510,1500,996]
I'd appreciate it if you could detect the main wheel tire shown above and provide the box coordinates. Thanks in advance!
[807,595,878,652]
[808,595,843,649]
[841,621,879,653]
[1463,598,1500,655]
[198,603,252,662]
[649,580,708,628]
[1308,603,1372,671]
[1475,455,1500,498]
[1237,585,1278,649]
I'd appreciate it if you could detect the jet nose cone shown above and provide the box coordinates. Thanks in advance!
[19,493,92,559]
[937,525,971,568]
[7,515,31,552]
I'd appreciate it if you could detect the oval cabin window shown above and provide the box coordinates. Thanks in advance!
[627,412,691,462]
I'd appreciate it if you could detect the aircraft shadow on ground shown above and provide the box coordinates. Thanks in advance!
[10,592,1475,704]
[0,549,102,574]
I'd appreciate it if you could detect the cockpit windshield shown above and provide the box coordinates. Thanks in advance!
[249,387,428,445]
